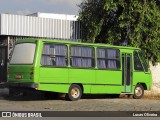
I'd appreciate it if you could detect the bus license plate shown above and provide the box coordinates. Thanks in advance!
[16,75,22,79]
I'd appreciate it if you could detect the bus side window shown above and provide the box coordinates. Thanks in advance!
[41,43,68,67]
[134,52,143,71]
[97,48,120,69]
[70,45,94,68]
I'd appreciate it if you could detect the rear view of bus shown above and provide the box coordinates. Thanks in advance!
[7,39,38,93]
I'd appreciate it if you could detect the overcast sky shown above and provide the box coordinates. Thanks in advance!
[0,0,83,15]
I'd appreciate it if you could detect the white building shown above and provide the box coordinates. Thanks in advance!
[0,12,81,82]
[29,12,78,20]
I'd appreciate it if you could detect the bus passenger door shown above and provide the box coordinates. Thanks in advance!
[122,53,132,93]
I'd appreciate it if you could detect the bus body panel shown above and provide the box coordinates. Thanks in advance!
[69,69,95,84]
[38,83,70,93]
[95,70,122,85]
[133,72,152,90]
[90,85,122,94]
[7,39,152,98]
[90,70,122,94]
[39,67,69,84]
[8,65,33,82]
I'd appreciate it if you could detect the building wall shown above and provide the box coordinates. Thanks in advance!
[150,63,160,96]
[0,15,1,35]
[0,14,81,40]
[0,12,81,83]
[29,12,78,20]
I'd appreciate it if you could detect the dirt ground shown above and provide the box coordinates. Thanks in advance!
[0,88,160,111]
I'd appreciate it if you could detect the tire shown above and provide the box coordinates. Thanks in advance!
[65,84,82,101]
[133,84,144,99]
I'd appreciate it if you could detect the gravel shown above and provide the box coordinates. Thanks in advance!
[0,88,160,111]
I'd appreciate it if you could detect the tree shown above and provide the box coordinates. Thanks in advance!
[78,0,160,64]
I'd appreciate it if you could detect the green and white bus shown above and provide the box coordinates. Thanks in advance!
[7,39,152,101]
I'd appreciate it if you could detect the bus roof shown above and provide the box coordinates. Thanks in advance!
[16,38,140,50]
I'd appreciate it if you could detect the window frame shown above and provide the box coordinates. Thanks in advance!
[10,43,36,65]
[70,45,95,68]
[96,47,121,70]
[133,51,144,71]
[41,43,68,67]
[138,51,149,72]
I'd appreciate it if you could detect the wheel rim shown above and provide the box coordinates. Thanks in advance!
[135,87,142,97]
[71,87,80,99]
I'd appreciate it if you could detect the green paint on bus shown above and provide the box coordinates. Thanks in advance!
[7,39,152,101]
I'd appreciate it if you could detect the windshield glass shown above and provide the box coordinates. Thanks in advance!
[139,50,148,72]
[10,43,36,64]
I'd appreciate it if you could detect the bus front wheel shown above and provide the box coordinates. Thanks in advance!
[66,84,82,101]
[133,84,144,99]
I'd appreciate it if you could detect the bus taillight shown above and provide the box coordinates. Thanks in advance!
[16,75,22,79]
[30,67,34,79]
[30,67,34,71]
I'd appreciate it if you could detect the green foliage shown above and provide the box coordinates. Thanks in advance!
[78,0,160,65]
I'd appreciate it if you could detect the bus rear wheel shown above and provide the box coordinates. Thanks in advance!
[133,84,144,99]
[65,84,82,101]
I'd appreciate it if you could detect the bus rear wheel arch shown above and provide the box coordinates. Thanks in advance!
[65,84,82,101]
[133,84,144,99]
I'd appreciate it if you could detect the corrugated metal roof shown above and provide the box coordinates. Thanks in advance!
[0,13,81,40]
[28,12,78,21]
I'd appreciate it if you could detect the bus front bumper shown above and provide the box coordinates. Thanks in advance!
[6,82,38,89]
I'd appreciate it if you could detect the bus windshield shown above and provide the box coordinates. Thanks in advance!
[139,50,149,72]
[10,43,36,64]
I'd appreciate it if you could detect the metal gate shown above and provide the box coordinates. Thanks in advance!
[0,46,7,83]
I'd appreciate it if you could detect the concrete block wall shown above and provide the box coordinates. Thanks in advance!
[150,63,160,96]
